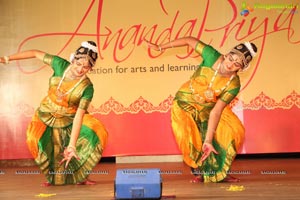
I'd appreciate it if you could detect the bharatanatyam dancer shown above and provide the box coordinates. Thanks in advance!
[0,41,108,186]
[146,37,257,183]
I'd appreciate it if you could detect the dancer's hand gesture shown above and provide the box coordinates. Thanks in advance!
[60,146,80,168]
[200,142,219,162]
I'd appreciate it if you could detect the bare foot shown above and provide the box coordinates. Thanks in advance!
[77,179,96,185]
[190,176,204,183]
[41,182,52,187]
[223,175,240,182]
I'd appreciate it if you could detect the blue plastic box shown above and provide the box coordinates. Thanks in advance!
[114,168,162,199]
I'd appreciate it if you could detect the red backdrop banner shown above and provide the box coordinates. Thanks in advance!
[0,0,299,159]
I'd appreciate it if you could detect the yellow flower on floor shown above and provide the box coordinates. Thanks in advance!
[35,193,57,197]
[226,185,245,191]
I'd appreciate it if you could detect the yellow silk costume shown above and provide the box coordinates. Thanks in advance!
[26,54,108,185]
[171,42,245,182]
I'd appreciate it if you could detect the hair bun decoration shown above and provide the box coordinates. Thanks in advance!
[244,42,257,57]
[73,41,98,67]
[230,41,257,71]
[81,41,98,53]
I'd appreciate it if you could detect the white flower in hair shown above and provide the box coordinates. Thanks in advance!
[69,53,75,62]
[81,41,98,53]
[244,42,256,57]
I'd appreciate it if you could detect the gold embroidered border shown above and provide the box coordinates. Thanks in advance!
[1,91,299,116]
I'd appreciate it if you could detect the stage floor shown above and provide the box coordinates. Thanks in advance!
[0,158,299,200]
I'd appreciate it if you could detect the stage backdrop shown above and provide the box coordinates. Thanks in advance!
[0,0,299,159]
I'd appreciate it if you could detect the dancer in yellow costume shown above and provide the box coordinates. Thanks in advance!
[146,37,257,182]
[0,41,108,186]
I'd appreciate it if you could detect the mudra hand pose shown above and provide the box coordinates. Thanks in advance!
[1,41,108,186]
[146,37,257,183]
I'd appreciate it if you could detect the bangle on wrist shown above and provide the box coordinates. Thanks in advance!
[67,145,76,151]
[3,56,9,64]
[204,140,212,144]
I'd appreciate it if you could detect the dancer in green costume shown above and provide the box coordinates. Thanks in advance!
[146,37,257,182]
[1,41,108,186]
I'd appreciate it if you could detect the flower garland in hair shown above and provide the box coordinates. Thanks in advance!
[244,42,256,57]
[81,41,98,53]
[69,53,75,62]
[69,41,98,62]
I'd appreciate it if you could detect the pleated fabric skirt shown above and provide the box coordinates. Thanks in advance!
[26,112,108,185]
[171,100,245,182]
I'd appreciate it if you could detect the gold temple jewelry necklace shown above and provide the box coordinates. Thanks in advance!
[204,62,235,102]
[56,66,86,102]
[189,63,235,103]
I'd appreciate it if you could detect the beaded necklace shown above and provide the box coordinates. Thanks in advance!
[56,66,86,102]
